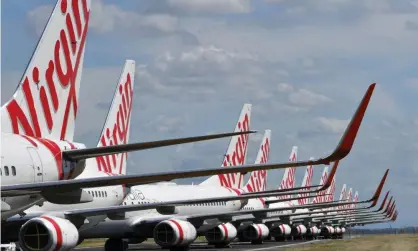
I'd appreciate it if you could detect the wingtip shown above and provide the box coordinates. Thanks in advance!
[325,83,376,162]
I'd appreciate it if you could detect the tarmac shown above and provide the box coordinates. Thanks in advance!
[76,239,324,251]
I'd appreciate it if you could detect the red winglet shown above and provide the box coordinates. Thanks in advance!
[321,160,339,191]
[324,83,376,163]
[377,191,390,211]
[369,169,389,207]
[383,197,393,213]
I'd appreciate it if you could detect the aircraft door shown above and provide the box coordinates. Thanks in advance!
[27,147,43,182]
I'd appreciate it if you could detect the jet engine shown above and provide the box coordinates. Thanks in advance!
[205,223,237,246]
[240,223,269,244]
[153,219,197,248]
[306,226,320,239]
[334,227,341,234]
[291,224,307,237]
[336,226,345,239]
[18,216,79,251]
[269,223,291,237]
[320,226,335,239]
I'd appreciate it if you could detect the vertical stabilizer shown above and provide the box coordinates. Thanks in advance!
[311,165,329,204]
[337,184,347,210]
[297,158,314,205]
[2,0,91,141]
[243,130,271,192]
[325,176,336,202]
[345,188,353,210]
[199,104,251,188]
[353,191,359,210]
[276,146,298,201]
[84,60,135,176]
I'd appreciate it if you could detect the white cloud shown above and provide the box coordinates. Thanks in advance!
[167,0,252,14]
[26,0,181,36]
[27,5,53,36]
[314,117,349,134]
[288,89,332,106]
[264,0,413,14]
[91,0,179,34]
[277,83,293,92]
[191,6,418,61]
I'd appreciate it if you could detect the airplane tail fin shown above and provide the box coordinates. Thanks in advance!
[85,60,135,176]
[276,146,298,200]
[297,158,314,205]
[2,0,91,141]
[345,188,353,210]
[353,191,359,209]
[325,176,336,202]
[337,184,347,210]
[339,184,347,201]
[199,104,252,188]
[243,130,271,192]
[311,165,329,204]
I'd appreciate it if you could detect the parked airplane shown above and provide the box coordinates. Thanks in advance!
[76,136,324,251]
[8,162,384,251]
[274,169,390,238]
[2,80,258,249]
[0,0,256,219]
[2,81,376,210]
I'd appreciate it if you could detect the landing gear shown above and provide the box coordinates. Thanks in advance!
[251,240,263,245]
[104,239,128,251]
[274,236,287,242]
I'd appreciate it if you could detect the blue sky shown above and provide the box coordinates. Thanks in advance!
[2,0,418,228]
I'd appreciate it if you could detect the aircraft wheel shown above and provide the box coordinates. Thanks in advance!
[105,238,127,251]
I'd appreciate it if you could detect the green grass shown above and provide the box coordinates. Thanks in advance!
[284,234,418,251]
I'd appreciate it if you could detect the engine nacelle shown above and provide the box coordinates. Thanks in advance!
[341,227,346,233]
[334,227,341,234]
[19,216,79,251]
[205,223,237,244]
[320,226,334,237]
[242,224,270,240]
[153,219,197,247]
[291,225,307,236]
[307,226,319,236]
[269,224,291,237]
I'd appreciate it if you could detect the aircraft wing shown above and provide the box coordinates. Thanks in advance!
[1,83,376,197]
[62,131,254,161]
[2,193,323,227]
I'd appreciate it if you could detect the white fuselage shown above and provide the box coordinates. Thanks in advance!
[124,183,244,218]
[78,183,246,239]
[1,132,86,219]
[22,168,126,229]
[231,197,266,222]
[266,200,294,218]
